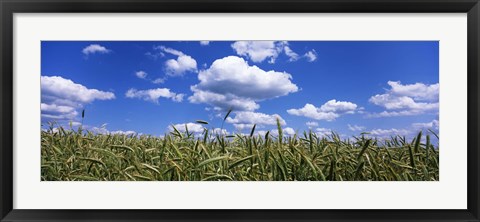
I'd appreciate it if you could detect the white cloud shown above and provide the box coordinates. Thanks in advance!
[364,120,439,141]
[284,46,299,62]
[304,49,317,62]
[169,122,205,134]
[125,88,184,103]
[200,41,210,46]
[135,70,166,84]
[90,126,136,135]
[368,81,439,117]
[212,128,228,135]
[156,46,197,76]
[188,56,298,111]
[256,130,269,136]
[306,121,319,128]
[152,77,166,84]
[315,128,332,137]
[42,122,139,135]
[41,103,78,120]
[258,126,316,137]
[269,127,297,137]
[164,56,197,76]
[41,103,76,114]
[369,94,438,111]
[230,123,256,131]
[369,128,412,138]
[367,110,424,118]
[41,76,115,121]
[42,76,115,105]
[288,104,337,120]
[226,111,286,130]
[283,127,296,136]
[231,41,281,63]
[320,100,358,113]
[155,46,183,56]
[348,124,366,131]
[42,127,60,133]
[189,89,260,111]
[388,81,439,101]
[145,51,164,60]
[412,119,439,130]
[110,130,137,135]
[82,44,110,55]
[287,100,357,121]
[135,71,148,79]
[231,41,316,63]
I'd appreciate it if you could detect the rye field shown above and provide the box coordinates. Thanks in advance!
[41,119,439,181]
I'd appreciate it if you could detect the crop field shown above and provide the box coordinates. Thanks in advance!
[40,41,440,182]
[41,119,439,181]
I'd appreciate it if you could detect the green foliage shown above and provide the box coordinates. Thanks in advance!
[41,125,439,181]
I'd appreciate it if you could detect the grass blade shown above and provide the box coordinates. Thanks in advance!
[198,155,230,168]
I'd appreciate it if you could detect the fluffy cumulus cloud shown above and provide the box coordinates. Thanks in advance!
[41,103,76,114]
[165,56,197,76]
[231,41,315,63]
[41,76,115,120]
[388,81,439,101]
[190,90,260,111]
[125,88,184,103]
[315,128,332,137]
[169,122,205,134]
[370,94,438,111]
[287,100,357,121]
[368,81,439,117]
[231,41,281,63]
[155,46,197,76]
[188,56,298,111]
[412,119,439,130]
[226,111,286,130]
[283,127,296,136]
[82,44,110,55]
[40,106,78,120]
[369,128,412,138]
[306,121,319,128]
[42,76,115,104]
[348,124,366,131]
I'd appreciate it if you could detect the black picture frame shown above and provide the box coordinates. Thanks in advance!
[1,0,479,221]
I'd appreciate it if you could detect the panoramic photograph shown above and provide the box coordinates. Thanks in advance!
[41,41,439,181]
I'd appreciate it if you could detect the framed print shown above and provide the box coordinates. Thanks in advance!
[1,0,479,221]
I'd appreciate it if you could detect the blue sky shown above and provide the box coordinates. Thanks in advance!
[41,41,439,139]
